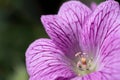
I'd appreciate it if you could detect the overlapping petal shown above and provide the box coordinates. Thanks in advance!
[41,1,91,58]
[26,39,76,80]
[82,0,120,55]
[81,1,120,80]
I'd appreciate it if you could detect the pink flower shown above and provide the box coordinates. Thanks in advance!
[26,0,120,80]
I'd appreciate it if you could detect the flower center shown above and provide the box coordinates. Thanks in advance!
[74,52,96,76]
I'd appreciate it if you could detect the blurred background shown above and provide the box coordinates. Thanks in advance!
[0,0,119,80]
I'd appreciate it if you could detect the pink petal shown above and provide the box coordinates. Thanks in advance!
[58,1,91,26]
[26,39,76,80]
[82,0,120,54]
[82,1,120,80]
[41,1,91,58]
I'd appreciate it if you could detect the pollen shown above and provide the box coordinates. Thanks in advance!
[81,57,87,65]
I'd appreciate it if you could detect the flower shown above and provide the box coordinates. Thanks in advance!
[26,0,120,80]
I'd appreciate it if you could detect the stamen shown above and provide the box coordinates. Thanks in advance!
[75,52,81,57]
[74,52,96,76]
[75,52,92,71]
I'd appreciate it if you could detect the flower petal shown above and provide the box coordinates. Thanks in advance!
[26,39,76,80]
[82,0,120,55]
[58,1,91,26]
[82,1,120,79]
[99,19,120,79]
[41,1,91,58]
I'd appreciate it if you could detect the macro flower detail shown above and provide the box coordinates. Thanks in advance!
[26,0,120,80]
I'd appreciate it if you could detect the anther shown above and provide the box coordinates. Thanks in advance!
[75,52,81,57]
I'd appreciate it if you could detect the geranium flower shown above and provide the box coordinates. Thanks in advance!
[26,0,120,80]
